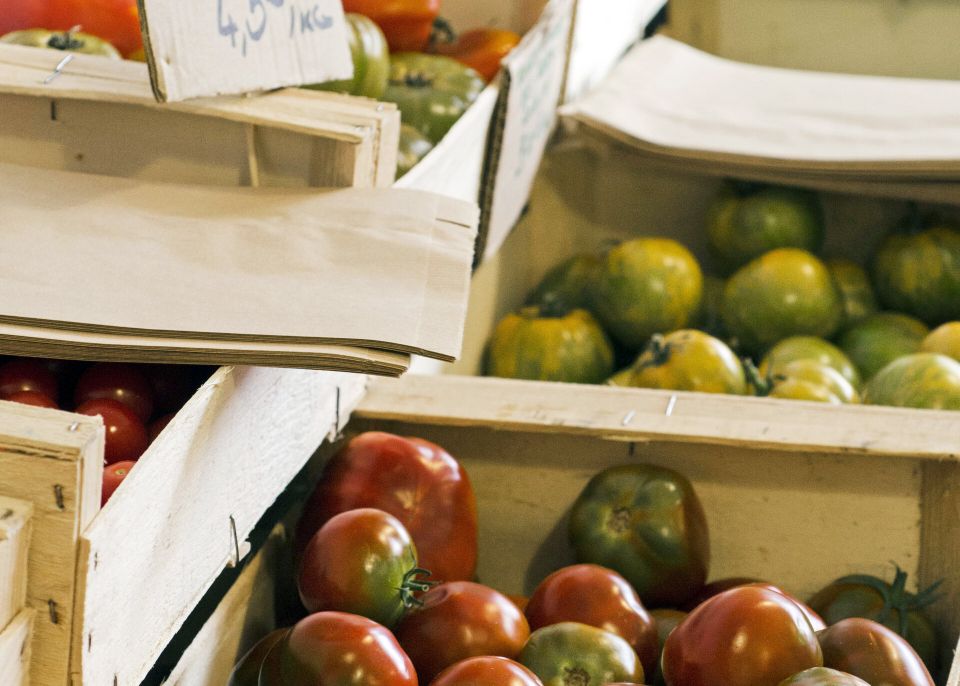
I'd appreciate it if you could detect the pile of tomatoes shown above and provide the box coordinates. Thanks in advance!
[0,356,209,505]
[230,431,943,686]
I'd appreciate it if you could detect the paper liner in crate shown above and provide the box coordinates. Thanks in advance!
[0,163,478,374]
[560,36,960,203]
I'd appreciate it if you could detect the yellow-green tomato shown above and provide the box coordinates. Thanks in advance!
[519,622,645,686]
[838,312,929,382]
[827,258,879,330]
[304,14,389,99]
[767,359,860,404]
[921,321,960,362]
[1,28,121,57]
[863,353,960,410]
[768,378,843,404]
[628,330,747,395]
[760,336,861,389]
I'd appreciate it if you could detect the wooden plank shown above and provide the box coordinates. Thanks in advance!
[0,497,32,631]
[0,609,34,686]
[76,367,367,686]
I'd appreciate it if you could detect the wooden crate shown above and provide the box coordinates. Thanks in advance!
[0,367,367,686]
[0,610,34,686]
[0,496,32,632]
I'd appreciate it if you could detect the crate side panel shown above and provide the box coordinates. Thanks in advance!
[0,609,34,686]
[0,497,33,630]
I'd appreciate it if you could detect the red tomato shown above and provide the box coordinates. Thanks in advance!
[341,0,441,52]
[433,28,521,82]
[687,579,826,631]
[75,362,155,422]
[76,398,148,464]
[148,413,175,443]
[662,585,823,686]
[297,431,478,583]
[395,581,530,683]
[102,460,136,506]
[5,390,58,409]
[265,611,417,686]
[818,618,934,686]
[507,594,529,612]
[430,656,544,686]
[144,364,199,414]
[0,0,143,57]
[0,358,58,401]
[525,564,658,678]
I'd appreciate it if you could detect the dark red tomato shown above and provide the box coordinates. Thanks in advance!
[0,359,58,401]
[265,611,417,686]
[144,364,199,414]
[777,667,870,686]
[507,594,529,612]
[748,583,826,632]
[525,564,658,678]
[683,577,762,610]
[395,581,530,683]
[101,460,136,506]
[228,629,289,686]
[6,390,58,409]
[75,363,155,422]
[430,656,544,686]
[298,508,428,629]
[297,431,478,583]
[148,413,175,443]
[662,585,822,686]
[818,618,934,686]
[76,398,148,464]
[687,579,825,631]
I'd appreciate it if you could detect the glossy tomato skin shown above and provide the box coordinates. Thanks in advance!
[76,398,148,464]
[101,460,136,506]
[777,667,870,686]
[227,628,289,686]
[395,581,530,684]
[429,656,543,686]
[662,585,822,686]
[0,359,58,402]
[297,432,478,583]
[839,312,929,382]
[683,579,825,630]
[6,390,58,409]
[922,321,960,361]
[625,329,747,395]
[760,336,862,389]
[863,352,960,410]
[265,611,417,686]
[342,0,440,52]
[75,362,155,422]
[525,564,658,677]
[298,508,421,628]
[568,464,710,607]
[818,618,934,686]
[519,622,644,686]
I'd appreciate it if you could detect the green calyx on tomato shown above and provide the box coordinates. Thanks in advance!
[382,53,485,144]
[304,14,389,99]
[1,27,121,57]
[745,358,860,404]
[626,329,747,395]
[568,464,710,607]
[519,622,645,686]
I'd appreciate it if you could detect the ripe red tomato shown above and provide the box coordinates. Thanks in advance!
[264,611,417,686]
[297,431,478,583]
[0,0,143,57]
[687,579,826,631]
[148,413,175,443]
[76,398,148,464]
[75,362,155,422]
[525,564,658,678]
[507,594,529,612]
[395,581,530,683]
[818,618,934,686]
[662,585,823,686]
[432,28,521,82]
[430,656,544,686]
[6,390,58,409]
[0,359,58,401]
[101,460,136,506]
[341,0,441,52]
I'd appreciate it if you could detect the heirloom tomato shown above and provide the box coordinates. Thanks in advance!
[519,622,644,686]
[228,628,289,686]
[568,464,709,607]
[863,352,960,410]
[777,667,870,686]
[0,28,120,57]
[749,359,860,404]
[760,336,861,389]
[921,321,960,361]
[839,312,929,381]
[0,358,58,402]
[296,431,478,583]
[685,580,826,631]
[826,259,878,330]
[0,0,142,56]
[662,585,823,686]
[525,563,658,677]
[305,14,389,99]
[433,28,521,82]
[342,0,440,52]
[76,398,148,464]
[75,362,155,422]
[430,657,544,686]
[818,618,934,686]
[624,329,747,395]
[524,253,602,312]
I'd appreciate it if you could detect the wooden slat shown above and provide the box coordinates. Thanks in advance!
[0,609,34,686]
[0,497,32,631]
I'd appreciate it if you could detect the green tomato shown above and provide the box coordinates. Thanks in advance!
[568,464,709,607]
[838,312,929,382]
[304,14,389,99]
[525,253,603,312]
[627,329,747,395]
[760,336,861,389]
[826,258,878,331]
[382,53,485,144]
[396,123,433,178]
[863,352,960,410]
[519,622,645,686]
[1,28,121,57]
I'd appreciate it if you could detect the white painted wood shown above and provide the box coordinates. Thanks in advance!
[0,497,32,632]
[0,610,34,686]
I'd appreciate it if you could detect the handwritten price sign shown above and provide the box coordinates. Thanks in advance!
[139,0,352,102]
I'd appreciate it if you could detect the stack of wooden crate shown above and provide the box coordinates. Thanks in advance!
[0,494,34,685]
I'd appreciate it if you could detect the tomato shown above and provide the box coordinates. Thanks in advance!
[778,667,870,686]
[395,581,530,683]
[0,0,142,57]
[760,336,862,389]
[342,0,440,52]
[144,364,199,414]
[1,28,120,57]
[525,254,602,313]
[651,609,687,646]
[228,628,289,686]
[430,657,544,686]
[807,568,940,670]
[706,182,824,274]
[826,259,878,331]
[839,312,929,382]
[722,248,843,355]
[525,564,658,677]
[921,321,960,361]
[76,398,148,464]
[148,413,175,443]
[306,14,390,99]
[519,622,644,686]
[592,238,704,351]
[507,595,529,612]
[433,28,522,82]
[101,460,136,507]
[863,352,960,410]
[397,123,434,178]
[818,618,934,686]
[264,611,417,686]
[606,367,635,387]
[484,304,615,384]
[662,585,822,686]
[685,580,826,631]
[0,358,58,402]
[298,508,430,628]
[568,464,709,608]
[382,53,485,144]
[624,329,747,395]
[75,363,155,422]
[750,359,860,404]
[6,390,58,409]
[296,431,478,583]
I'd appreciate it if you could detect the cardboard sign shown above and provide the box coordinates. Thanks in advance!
[138,0,353,102]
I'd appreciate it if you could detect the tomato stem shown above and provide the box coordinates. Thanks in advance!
[398,567,437,609]
[427,17,457,50]
[833,564,944,639]
[741,358,771,396]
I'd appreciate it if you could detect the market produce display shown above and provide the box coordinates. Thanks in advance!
[485,186,960,412]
